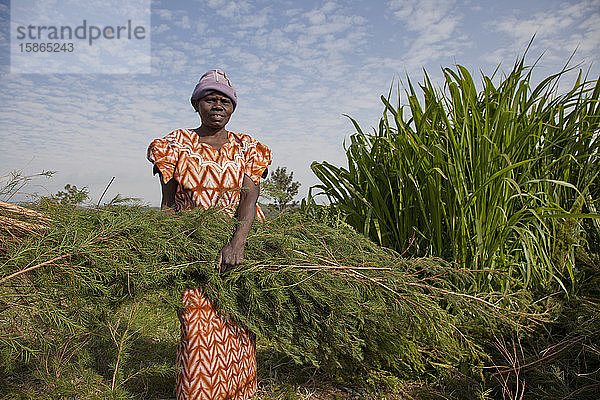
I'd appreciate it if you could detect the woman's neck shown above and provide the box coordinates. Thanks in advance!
[193,126,229,150]
[193,124,227,137]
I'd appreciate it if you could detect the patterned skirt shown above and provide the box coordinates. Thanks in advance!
[176,288,257,400]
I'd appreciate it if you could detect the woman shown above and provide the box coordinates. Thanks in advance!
[147,69,271,400]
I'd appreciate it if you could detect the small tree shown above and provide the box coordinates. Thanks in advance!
[261,166,301,212]
[52,184,89,205]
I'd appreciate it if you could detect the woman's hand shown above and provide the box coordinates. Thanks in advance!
[216,240,245,274]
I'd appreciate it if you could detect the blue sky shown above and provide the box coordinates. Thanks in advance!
[1,0,599,206]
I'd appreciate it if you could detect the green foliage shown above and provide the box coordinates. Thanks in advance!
[483,295,600,400]
[51,183,89,205]
[1,203,543,397]
[2,203,598,398]
[261,166,301,212]
[308,53,600,293]
[105,193,142,206]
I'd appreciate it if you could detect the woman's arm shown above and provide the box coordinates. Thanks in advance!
[218,174,259,271]
[158,171,177,213]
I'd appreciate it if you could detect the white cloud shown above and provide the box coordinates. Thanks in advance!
[487,0,600,69]
[180,15,191,29]
[154,8,173,21]
[152,23,170,34]
[205,0,252,19]
[238,9,270,29]
[154,8,195,31]
[388,0,459,36]
[387,0,466,66]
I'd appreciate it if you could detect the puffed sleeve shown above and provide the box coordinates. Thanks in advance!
[147,131,180,184]
[244,139,272,186]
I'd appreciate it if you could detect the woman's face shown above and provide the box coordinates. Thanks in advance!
[197,92,234,130]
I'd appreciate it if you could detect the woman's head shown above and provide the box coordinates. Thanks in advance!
[190,69,237,111]
[195,91,234,130]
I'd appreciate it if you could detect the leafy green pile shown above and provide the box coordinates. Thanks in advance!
[1,202,535,396]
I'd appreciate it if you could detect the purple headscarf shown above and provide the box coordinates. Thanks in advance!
[190,69,237,110]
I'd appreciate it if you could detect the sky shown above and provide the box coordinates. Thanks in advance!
[1,0,599,206]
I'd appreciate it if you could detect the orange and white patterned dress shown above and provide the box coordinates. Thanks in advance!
[148,128,272,400]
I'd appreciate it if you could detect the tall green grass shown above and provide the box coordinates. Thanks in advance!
[307,54,600,292]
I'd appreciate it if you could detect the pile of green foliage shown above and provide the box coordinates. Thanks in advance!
[0,201,544,398]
